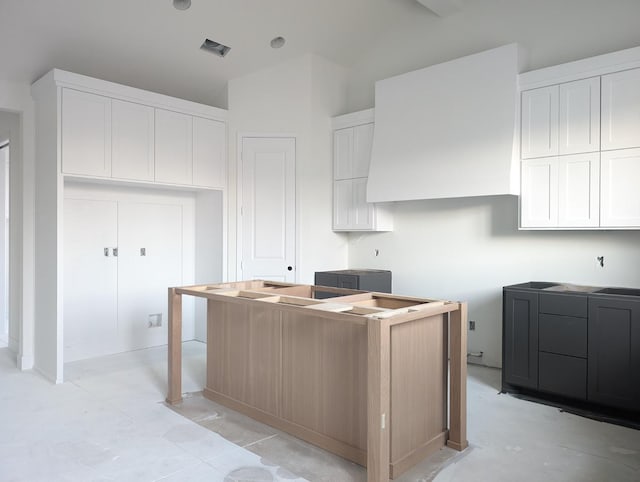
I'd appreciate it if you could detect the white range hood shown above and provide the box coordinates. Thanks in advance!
[367,44,523,203]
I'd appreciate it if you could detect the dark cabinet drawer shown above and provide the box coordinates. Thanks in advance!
[539,352,587,400]
[539,314,587,358]
[539,293,588,317]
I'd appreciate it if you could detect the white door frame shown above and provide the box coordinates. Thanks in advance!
[236,132,298,282]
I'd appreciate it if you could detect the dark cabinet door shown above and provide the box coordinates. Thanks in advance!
[503,289,539,389]
[588,297,640,410]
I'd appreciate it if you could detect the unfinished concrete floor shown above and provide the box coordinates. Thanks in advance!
[0,341,638,481]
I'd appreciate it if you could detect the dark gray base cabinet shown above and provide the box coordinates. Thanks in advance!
[503,283,640,415]
[503,290,538,389]
[588,297,640,411]
[314,269,391,299]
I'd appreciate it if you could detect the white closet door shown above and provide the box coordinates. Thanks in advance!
[117,201,183,351]
[63,198,119,362]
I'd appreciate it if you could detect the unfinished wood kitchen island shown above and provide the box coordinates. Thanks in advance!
[166,281,468,482]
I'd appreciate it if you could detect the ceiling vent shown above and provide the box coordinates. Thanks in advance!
[200,38,231,57]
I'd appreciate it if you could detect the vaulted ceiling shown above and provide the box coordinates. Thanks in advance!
[2,0,640,108]
[0,0,444,105]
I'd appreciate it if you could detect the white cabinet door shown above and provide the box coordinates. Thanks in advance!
[521,158,558,227]
[521,86,559,159]
[193,116,226,188]
[602,68,640,151]
[601,148,640,227]
[333,128,353,180]
[155,109,193,185]
[352,123,374,178]
[111,99,155,181]
[352,177,374,229]
[558,153,600,227]
[559,77,600,155]
[63,198,119,362]
[333,179,352,230]
[117,201,183,351]
[62,88,112,177]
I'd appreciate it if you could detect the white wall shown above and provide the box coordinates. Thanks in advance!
[0,81,35,370]
[227,54,349,283]
[344,0,640,367]
[347,0,640,111]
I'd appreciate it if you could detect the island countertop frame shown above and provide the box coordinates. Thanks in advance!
[166,280,468,482]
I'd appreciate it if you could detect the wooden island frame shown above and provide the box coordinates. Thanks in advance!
[166,281,468,482]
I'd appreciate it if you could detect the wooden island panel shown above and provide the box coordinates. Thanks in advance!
[206,301,281,417]
[281,312,368,453]
[167,280,468,482]
[390,315,447,477]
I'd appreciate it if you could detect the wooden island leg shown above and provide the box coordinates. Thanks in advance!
[368,318,391,482]
[166,287,183,405]
[447,302,468,450]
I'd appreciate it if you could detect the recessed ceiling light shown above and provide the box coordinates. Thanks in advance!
[200,38,231,58]
[270,36,286,49]
[173,0,191,10]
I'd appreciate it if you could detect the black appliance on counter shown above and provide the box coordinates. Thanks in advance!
[314,269,391,299]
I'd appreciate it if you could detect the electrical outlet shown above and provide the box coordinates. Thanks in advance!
[469,320,476,331]
[148,313,162,328]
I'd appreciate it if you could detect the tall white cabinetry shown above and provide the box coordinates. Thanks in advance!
[332,109,392,231]
[520,48,640,230]
[32,69,228,382]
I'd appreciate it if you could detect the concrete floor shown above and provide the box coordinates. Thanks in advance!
[0,341,639,481]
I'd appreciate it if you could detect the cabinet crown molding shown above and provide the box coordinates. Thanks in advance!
[519,44,640,91]
[31,68,228,121]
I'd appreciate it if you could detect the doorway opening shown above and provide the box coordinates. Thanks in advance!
[0,139,9,348]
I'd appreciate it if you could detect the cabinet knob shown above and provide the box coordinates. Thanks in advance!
[287,266,293,271]
[112,247,118,257]
[104,248,110,257]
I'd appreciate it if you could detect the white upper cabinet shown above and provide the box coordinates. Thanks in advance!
[559,77,600,155]
[111,99,155,181]
[154,109,193,185]
[558,153,599,227]
[601,68,640,151]
[521,158,558,227]
[193,116,226,189]
[332,110,392,232]
[333,179,353,230]
[62,88,112,177]
[352,123,374,178]
[333,123,374,180]
[333,128,353,180]
[351,177,374,229]
[521,86,558,159]
[601,148,640,227]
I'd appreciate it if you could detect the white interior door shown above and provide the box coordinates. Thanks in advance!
[63,198,119,362]
[117,201,183,351]
[240,137,295,282]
